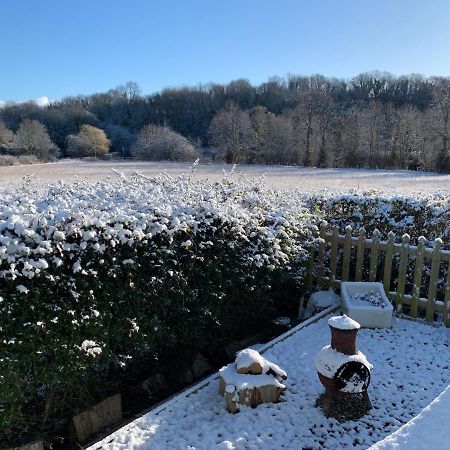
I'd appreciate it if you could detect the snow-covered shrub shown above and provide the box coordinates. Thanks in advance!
[308,191,450,246]
[131,124,197,161]
[0,169,314,445]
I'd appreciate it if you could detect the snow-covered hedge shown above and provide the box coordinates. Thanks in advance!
[0,170,314,446]
[308,191,450,246]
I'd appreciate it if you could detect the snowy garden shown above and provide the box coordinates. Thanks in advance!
[90,311,449,450]
[0,167,449,449]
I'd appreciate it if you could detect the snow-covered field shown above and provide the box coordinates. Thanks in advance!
[1,159,450,193]
[89,311,450,450]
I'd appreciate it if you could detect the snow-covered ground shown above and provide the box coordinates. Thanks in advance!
[368,384,450,450]
[88,311,450,450]
[1,159,450,193]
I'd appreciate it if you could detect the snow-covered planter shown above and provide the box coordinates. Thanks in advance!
[219,349,287,413]
[341,282,393,328]
[300,290,339,319]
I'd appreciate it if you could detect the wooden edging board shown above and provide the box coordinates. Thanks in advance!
[87,304,339,449]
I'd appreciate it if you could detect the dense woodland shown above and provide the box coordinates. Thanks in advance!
[1,72,450,171]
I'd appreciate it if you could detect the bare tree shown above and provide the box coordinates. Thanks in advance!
[0,122,14,153]
[209,102,253,163]
[249,106,269,162]
[13,119,59,161]
[390,105,424,169]
[315,92,337,168]
[290,76,336,167]
[334,107,361,168]
[427,77,450,171]
[131,124,197,161]
[250,107,295,164]
[354,102,389,168]
[292,92,315,166]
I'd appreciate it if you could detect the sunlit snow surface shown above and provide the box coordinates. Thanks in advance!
[0,160,449,193]
[368,384,450,450]
[90,315,450,450]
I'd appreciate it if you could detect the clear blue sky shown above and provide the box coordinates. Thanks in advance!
[1,0,450,102]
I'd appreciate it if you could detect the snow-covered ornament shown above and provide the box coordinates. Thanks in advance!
[315,314,373,417]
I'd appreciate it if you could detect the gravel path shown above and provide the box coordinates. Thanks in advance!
[1,160,450,193]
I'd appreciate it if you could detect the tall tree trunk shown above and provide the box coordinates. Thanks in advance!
[304,110,313,166]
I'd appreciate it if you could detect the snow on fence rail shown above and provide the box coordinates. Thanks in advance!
[307,223,450,325]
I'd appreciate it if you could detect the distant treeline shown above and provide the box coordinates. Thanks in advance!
[1,72,450,171]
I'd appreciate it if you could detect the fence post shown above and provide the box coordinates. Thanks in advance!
[369,229,380,282]
[396,234,410,312]
[317,222,327,288]
[444,261,450,326]
[410,236,426,319]
[355,227,366,281]
[383,231,395,294]
[342,225,352,282]
[426,238,442,322]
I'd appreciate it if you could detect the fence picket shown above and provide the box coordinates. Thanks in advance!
[369,229,380,282]
[410,236,426,319]
[342,226,352,282]
[426,238,442,322]
[355,228,366,281]
[443,261,450,325]
[383,231,395,294]
[396,234,410,312]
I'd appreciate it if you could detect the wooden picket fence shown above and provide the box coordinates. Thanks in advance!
[305,224,450,325]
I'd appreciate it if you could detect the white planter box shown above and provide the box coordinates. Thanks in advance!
[340,282,393,328]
